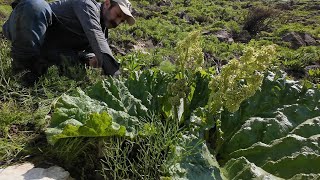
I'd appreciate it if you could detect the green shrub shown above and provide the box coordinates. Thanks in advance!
[307,68,320,84]
[243,6,278,35]
[278,46,320,71]
[274,23,319,37]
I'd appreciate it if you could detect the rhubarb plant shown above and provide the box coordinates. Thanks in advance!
[44,32,320,179]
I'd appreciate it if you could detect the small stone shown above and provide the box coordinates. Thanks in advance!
[215,29,234,43]
[282,32,306,49]
[0,163,73,180]
[303,33,317,46]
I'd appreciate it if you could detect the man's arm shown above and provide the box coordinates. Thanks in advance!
[72,0,119,75]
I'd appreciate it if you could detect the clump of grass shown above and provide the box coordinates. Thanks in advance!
[0,100,41,165]
[307,68,320,84]
[0,134,37,165]
[85,66,104,84]
[100,115,181,179]
[274,22,320,37]
[40,137,99,179]
[278,46,320,74]
[0,39,14,97]
[0,101,32,135]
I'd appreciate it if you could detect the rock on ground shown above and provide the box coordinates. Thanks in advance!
[0,163,73,180]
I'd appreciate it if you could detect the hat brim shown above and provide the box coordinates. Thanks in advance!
[119,5,135,26]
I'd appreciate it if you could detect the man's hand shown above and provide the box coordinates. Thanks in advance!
[88,55,98,68]
[81,52,120,76]
[86,54,121,77]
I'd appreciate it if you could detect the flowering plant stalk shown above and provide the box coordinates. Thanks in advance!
[208,45,276,113]
[167,31,204,124]
[208,45,276,153]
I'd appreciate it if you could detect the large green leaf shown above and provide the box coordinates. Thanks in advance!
[87,77,148,118]
[125,70,175,113]
[167,134,225,180]
[224,157,282,180]
[46,86,142,144]
[46,112,126,144]
[219,71,320,179]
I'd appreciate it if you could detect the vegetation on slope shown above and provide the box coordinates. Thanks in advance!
[0,0,319,179]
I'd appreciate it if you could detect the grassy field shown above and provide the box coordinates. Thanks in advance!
[0,0,319,179]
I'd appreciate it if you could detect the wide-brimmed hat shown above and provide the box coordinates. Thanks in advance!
[112,0,135,25]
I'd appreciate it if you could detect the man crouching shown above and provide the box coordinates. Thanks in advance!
[3,0,135,85]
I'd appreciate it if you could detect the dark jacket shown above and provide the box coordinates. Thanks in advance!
[46,0,119,75]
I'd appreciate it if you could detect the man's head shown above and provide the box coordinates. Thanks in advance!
[102,0,135,29]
